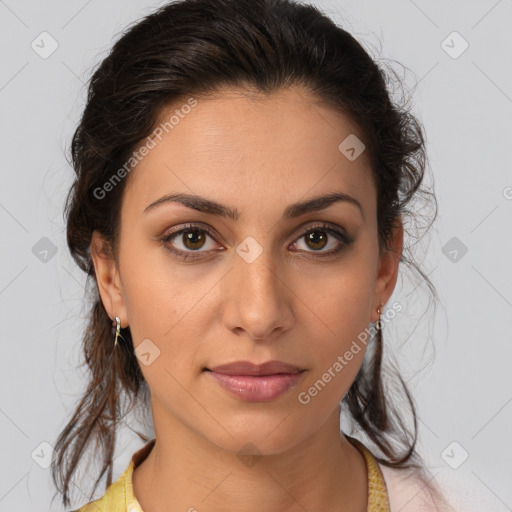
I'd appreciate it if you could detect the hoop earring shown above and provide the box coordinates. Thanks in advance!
[375,302,384,331]
[113,316,125,347]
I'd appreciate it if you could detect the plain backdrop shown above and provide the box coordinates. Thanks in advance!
[0,0,511,510]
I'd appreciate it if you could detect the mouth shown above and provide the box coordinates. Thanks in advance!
[204,359,304,376]
[203,360,306,402]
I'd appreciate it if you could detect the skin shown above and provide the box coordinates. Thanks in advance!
[91,85,403,512]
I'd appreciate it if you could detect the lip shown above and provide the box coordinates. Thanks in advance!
[204,360,306,402]
[206,360,303,376]
[206,371,306,402]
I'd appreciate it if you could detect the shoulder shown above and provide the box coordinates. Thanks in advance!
[379,464,449,511]
[70,464,132,512]
[379,463,489,512]
[70,438,154,512]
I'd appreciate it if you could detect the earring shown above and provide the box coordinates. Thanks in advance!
[113,316,125,347]
[375,302,384,330]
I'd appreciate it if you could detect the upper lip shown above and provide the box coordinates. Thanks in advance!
[206,360,303,376]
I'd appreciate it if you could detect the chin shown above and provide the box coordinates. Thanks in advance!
[203,417,310,457]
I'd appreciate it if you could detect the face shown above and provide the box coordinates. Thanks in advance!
[91,85,402,455]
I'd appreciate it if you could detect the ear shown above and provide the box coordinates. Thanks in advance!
[90,230,128,328]
[371,215,403,322]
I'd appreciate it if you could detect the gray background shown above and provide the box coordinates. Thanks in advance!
[1,0,511,510]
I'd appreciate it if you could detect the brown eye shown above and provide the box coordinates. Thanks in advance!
[182,229,207,250]
[291,223,353,258]
[304,230,328,251]
[161,224,220,260]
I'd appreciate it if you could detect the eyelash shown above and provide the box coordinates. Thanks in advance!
[159,222,354,261]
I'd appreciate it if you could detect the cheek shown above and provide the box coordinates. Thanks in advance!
[296,288,371,412]
[303,259,375,345]
[118,231,202,340]
[120,270,206,397]
[118,237,218,386]
[293,254,376,401]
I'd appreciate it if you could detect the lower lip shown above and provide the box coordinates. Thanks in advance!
[206,371,305,402]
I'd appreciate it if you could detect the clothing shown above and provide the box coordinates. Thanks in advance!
[73,436,391,512]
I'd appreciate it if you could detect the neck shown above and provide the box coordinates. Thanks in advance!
[132,401,368,512]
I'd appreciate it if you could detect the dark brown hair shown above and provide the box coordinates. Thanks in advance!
[52,0,445,507]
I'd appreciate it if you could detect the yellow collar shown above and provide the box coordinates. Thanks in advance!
[76,436,390,512]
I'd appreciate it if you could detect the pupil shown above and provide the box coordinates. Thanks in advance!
[307,231,327,250]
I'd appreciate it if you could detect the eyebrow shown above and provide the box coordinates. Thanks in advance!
[143,191,364,221]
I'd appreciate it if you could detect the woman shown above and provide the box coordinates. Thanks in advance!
[52,0,453,510]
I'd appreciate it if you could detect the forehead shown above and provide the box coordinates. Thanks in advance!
[123,86,375,219]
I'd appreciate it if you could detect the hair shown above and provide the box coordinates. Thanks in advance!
[52,0,446,508]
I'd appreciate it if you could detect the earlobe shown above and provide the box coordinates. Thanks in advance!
[372,216,403,321]
[90,230,127,326]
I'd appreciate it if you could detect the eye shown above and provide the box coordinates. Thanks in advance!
[290,223,353,257]
[160,224,223,261]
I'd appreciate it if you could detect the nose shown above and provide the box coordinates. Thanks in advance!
[221,246,295,341]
